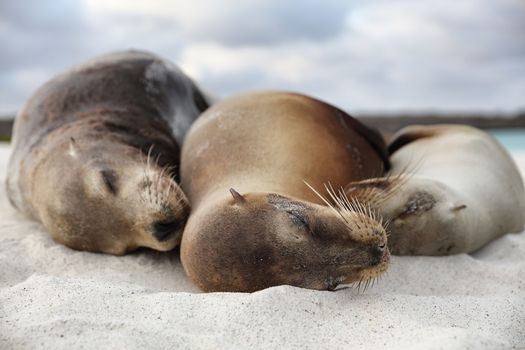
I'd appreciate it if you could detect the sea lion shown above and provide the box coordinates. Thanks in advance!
[6,50,211,255]
[180,91,391,292]
[346,124,525,255]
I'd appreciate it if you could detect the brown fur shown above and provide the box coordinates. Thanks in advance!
[6,50,209,254]
[180,91,390,292]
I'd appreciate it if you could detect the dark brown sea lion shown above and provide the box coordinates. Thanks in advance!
[6,50,210,255]
[180,91,391,292]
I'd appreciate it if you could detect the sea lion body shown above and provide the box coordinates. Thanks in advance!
[6,50,210,254]
[181,91,390,292]
[346,125,525,255]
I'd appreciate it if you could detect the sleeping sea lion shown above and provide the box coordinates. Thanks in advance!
[6,50,210,254]
[346,124,525,255]
[180,91,391,292]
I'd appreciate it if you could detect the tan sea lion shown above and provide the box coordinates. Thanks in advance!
[180,91,391,292]
[346,124,525,255]
[6,50,211,255]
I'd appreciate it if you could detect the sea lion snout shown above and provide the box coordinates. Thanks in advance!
[152,220,183,242]
[134,169,190,250]
[369,245,389,266]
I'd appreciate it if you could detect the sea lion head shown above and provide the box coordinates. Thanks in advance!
[33,137,190,255]
[181,189,390,292]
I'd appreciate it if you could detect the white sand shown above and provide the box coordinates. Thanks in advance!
[0,143,524,349]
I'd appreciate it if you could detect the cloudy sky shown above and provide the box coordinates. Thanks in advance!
[1,0,524,115]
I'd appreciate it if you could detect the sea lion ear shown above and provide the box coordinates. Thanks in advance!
[229,188,246,205]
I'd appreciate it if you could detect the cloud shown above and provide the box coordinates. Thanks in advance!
[176,0,525,111]
[339,0,525,111]
[0,0,523,115]
[84,0,350,46]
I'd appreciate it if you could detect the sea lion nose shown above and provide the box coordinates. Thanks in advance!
[370,243,388,265]
[152,220,181,241]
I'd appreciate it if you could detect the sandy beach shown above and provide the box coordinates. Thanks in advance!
[1,143,524,349]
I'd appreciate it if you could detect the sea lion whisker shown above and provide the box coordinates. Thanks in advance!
[143,146,156,204]
[155,164,163,204]
[158,164,177,204]
[140,152,152,204]
[166,177,173,200]
[324,183,355,226]
[146,144,154,176]
[327,185,356,227]
[335,187,353,215]
[336,190,384,231]
[366,152,425,207]
[324,183,340,207]
[155,163,168,205]
[364,202,372,219]
[366,202,377,221]
[353,198,367,217]
[147,178,153,204]
[338,188,354,213]
[140,150,147,179]
[358,277,365,294]
[383,218,391,230]
[360,200,368,217]
[163,164,176,178]
[326,184,379,236]
[340,192,352,212]
[304,181,335,209]
[384,180,411,205]
[304,181,343,222]
[372,153,424,206]
[332,187,348,212]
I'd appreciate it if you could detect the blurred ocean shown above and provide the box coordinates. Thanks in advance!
[490,129,525,151]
